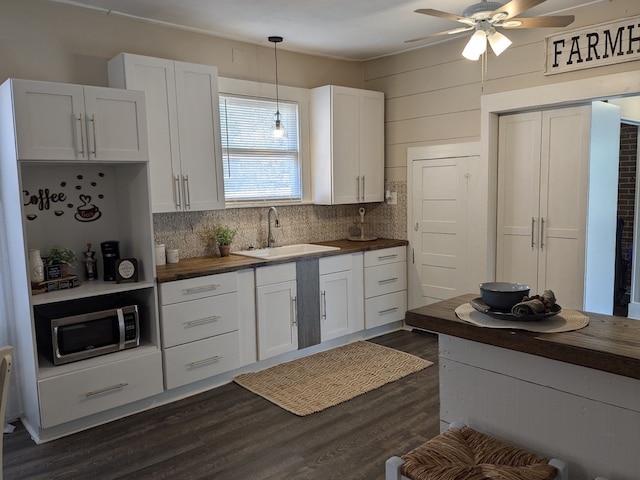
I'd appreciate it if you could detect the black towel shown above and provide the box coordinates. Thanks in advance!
[511,290,556,317]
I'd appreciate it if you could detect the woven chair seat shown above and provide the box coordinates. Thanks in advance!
[400,426,558,480]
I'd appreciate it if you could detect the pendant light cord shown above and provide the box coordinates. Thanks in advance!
[273,39,280,115]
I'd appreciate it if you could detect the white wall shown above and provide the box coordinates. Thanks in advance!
[363,0,640,183]
[0,0,364,90]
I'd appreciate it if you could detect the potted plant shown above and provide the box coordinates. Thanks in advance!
[209,225,237,257]
[44,245,77,277]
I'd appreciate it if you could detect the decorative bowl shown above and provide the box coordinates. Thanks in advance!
[479,282,530,311]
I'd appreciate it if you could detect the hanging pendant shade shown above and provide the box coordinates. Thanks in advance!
[269,36,287,139]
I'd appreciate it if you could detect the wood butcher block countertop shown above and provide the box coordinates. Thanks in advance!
[156,238,408,283]
[405,293,640,380]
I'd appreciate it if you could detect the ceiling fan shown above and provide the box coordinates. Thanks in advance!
[407,0,575,60]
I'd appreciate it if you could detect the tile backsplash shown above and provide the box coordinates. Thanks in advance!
[153,180,407,258]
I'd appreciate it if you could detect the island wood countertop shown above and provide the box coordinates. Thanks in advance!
[405,293,640,380]
[156,238,408,283]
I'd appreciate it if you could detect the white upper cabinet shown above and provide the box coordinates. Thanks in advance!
[311,85,384,205]
[108,53,225,213]
[12,79,148,162]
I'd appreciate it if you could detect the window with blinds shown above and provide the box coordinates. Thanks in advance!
[219,95,301,203]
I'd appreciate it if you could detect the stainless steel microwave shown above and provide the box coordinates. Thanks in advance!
[50,305,140,365]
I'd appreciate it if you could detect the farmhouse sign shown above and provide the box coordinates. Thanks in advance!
[545,16,640,75]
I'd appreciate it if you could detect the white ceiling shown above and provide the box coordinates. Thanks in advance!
[48,0,601,61]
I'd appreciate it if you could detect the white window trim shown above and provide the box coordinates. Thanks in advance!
[218,77,312,207]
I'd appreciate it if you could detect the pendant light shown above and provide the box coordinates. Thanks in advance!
[268,35,286,139]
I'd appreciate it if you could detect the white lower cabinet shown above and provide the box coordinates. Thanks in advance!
[159,271,247,389]
[38,350,163,428]
[319,253,364,341]
[163,331,240,390]
[364,247,407,328]
[256,263,298,360]
[365,290,407,329]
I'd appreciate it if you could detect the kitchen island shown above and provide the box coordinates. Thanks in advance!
[406,294,640,480]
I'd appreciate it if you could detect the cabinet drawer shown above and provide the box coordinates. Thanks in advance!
[161,292,239,348]
[319,252,360,275]
[256,262,296,286]
[365,291,407,329]
[159,271,237,305]
[163,331,241,390]
[365,261,407,298]
[364,246,406,267]
[38,350,163,428]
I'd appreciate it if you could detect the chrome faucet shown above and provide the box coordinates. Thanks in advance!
[267,206,280,248]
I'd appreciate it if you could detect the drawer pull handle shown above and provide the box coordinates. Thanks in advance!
[85,383,128,397]
[174,175,182,209]
[184,315,221,327]
[378,307,399,315]
[76,113,85,155]
[183,284,221,294]
[377,254,398,260]
[186,355,222,368]
[378,277,398,284]
[321,291,327,320]
[292,296,298,327]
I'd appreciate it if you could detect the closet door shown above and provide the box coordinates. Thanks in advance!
[539,106,590,310]
[410,152,479,307]
[496,111,542,292]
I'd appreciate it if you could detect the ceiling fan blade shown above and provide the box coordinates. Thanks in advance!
[405,26,474,43]
[415,8,475,25]
[492,0,546,20]
[500,15,575,28]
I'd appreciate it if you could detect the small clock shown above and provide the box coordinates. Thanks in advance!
[115,258,139,283]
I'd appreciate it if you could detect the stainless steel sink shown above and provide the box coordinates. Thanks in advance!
[233,243,339,260]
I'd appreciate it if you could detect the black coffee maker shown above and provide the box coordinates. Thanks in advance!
[101,241,120,281]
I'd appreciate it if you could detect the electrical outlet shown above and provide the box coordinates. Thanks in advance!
[387,191,398,205]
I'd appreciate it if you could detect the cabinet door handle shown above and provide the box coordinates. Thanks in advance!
[361,175,365,201]
[356,176,360,202]
[76,113,85,156]
[540,217,545,251]
[531,217,536,249]
[88,114,97,157]
[378,277,398,285]
[414,221,419,232]
[378,307,399,315]
[186,355,221,368]
[182,284,221,294]
[378,254,398,261]
[85,383,128,397]
[321,290,327,320]
[183,175,191,209]
[174,175,182,209]
[291,296,297,326]
[184,315,220,327]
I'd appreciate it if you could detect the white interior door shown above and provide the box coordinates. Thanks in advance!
[408,144,480,309]
[539,106,591,310]
[496,112,542,292]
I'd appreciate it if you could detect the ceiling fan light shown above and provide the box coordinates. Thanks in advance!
[462,30,487,61]
[488,30,512,56]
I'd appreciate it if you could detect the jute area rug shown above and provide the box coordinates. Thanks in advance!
[233,340,433,416]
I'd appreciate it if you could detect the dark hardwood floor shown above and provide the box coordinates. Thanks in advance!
[4,330,439,479]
